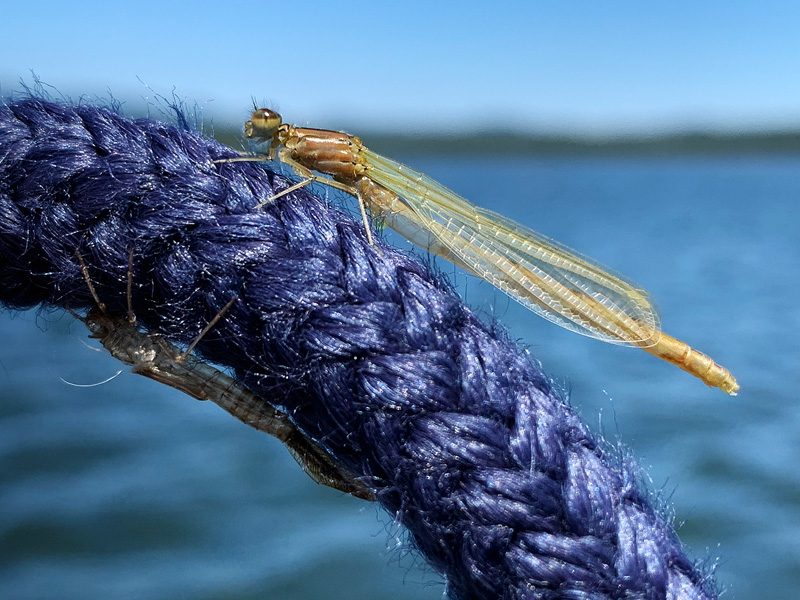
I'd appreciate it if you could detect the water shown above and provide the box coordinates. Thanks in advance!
[1,153,798,599]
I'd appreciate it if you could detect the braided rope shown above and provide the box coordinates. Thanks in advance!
[0,98,718,600]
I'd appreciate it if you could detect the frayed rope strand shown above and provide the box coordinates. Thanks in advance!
[0,98,718,600]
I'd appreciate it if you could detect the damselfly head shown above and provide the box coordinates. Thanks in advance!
[245,108,283,142]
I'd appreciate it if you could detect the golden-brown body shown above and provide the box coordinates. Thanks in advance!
[236,108,738,395]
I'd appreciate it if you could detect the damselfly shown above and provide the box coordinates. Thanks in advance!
[223,108,738,395]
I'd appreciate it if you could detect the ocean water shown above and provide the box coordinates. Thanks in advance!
[1,153,798,599]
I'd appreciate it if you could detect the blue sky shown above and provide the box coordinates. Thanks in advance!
[2,1,798,134]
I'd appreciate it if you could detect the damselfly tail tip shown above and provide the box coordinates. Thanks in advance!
[721,377,740,396]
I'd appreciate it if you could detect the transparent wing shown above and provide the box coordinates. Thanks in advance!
[362,148,661,346]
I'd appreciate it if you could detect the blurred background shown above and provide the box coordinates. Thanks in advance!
[1,1,799,599]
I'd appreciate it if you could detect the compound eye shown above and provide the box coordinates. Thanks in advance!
[245,108,282,140]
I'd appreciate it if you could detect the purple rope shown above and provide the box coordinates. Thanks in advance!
[0,98,718,600]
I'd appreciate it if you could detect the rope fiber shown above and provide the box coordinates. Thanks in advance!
[0,98,718,600]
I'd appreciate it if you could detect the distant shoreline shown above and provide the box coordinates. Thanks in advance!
[213,128,800,156]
